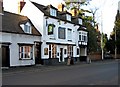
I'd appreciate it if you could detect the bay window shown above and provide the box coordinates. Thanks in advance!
[79,31,87,42]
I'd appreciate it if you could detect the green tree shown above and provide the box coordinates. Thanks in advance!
[63,0,101,53]
[84,20,100,53]
[107,10,120,54]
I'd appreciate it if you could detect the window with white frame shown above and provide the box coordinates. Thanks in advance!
[78,18,82,25]
[66,14,71,21]
[79,31,87,42]
[58,27,66,39]
[24,25,31,34]
[67,29,72,41]
[19,45,33,59]
[50,8,57,17]
[67,45,73,57]
[49,44,57,58]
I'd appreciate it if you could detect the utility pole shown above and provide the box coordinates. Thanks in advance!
[115,27,117,59]
[101,11,104,60]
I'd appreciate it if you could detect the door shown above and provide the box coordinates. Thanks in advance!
[2,45,10,67]
[35,42,42,64]
[60,48,63,62]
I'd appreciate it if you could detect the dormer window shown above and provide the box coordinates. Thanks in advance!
[24,25,31,34]
[66,14,71,21]
[50,8,56,16]
[78,18,82,25]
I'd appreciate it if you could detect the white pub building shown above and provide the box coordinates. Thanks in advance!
[20,0,88,65]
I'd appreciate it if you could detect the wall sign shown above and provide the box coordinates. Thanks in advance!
[48,24,55,35]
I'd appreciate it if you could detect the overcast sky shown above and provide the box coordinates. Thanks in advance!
[3,0,120,37]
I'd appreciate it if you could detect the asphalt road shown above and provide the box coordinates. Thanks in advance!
[2,60,119,85]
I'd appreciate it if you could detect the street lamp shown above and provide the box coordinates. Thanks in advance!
[115,27,117,59]
[101,11,104,60]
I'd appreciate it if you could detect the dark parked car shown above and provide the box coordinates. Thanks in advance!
[104,52,113,59]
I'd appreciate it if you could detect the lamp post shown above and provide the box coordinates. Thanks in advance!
[101,11,104,60]
[115,27,117,59]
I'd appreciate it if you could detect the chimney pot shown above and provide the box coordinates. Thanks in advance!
[58,3,64,12]
[18,0,26,14]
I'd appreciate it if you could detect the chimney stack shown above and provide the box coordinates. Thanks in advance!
[70,9,78,16]
[18,0,26,14]
[58,3,64,12]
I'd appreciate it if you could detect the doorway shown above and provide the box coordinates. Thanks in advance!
[60,48,63,62]
[35,42,42,64]
[2,45,10,67]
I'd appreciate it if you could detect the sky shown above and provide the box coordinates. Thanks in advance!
[3,0,120,37]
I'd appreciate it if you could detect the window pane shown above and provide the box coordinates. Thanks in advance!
[24,25,31,33]
[58,27,65,39]
[19,45,33,59]
[77,48,79,55]
[68,29,72,40]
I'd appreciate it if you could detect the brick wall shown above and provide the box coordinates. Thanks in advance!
[88,52,102,61]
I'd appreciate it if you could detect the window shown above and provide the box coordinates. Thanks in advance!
[79,31,87,42]
[19,45,33,59]
[64,49,66,54]
[66,14,71,21]
[52,44,57,58]
[77,48,79,55]
[79,32,82,41]
[67,45,73,57]
[48,24,55,35]
[24,25,31,33]
[78,18,82,25]
[49,44,57,58]
[50,8,57,16]
[44,48,48,55]
[67,29,72,41]
[58,27,66,39]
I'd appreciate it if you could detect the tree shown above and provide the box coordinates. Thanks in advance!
[64,0,91,17]
[84,20,100,53]
[107,10,120,54]
[63,0,101,53]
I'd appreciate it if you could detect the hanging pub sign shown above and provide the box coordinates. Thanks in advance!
[48,24,55,35]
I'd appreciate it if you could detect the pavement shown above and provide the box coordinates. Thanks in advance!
[2,59,119,74]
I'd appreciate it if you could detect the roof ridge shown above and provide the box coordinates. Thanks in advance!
[4,11,27,18]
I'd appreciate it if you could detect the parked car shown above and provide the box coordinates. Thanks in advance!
[104,52,113,59]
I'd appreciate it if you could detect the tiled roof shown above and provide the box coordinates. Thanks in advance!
[1,11,41,36]
[31,1,83,26]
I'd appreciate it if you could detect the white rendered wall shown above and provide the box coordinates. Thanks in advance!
[1,32,41,66]
[21,0,44,36]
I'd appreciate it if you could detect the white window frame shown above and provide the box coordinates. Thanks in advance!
[67,29,72,40]
[24,24,31,34]
[50,8,56,17]
[78,18,82,25]
[58,27,66,39]
[19,45,33,60]
[66,14,71,21]
[79,31,87,42]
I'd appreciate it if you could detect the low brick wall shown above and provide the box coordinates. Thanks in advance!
[89,53,102,61]
[42,58,59,65]
[111,54,120,59]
